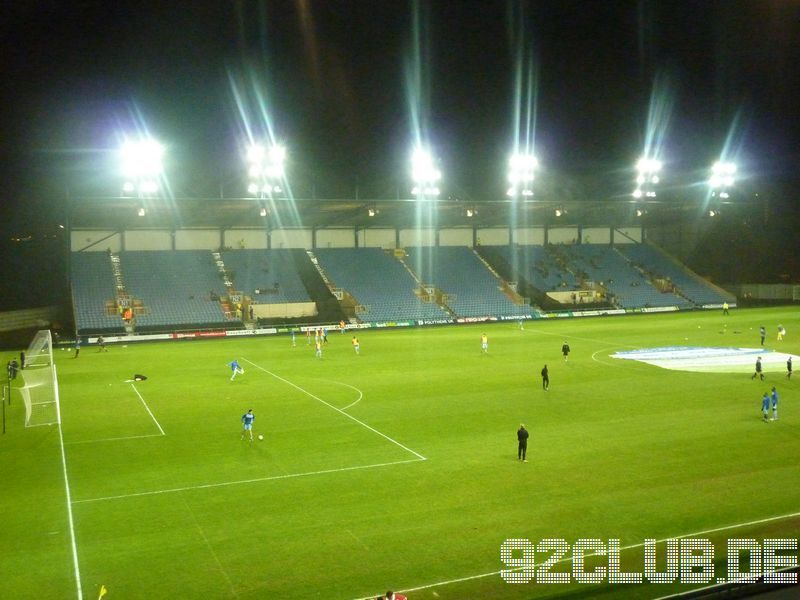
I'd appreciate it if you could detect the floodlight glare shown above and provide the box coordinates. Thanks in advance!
[259,207,268,217]
[247,144,265,164]
[411,148,441,186]
[636,158,662,174]
[139,181,159,194]
[710,161,737,188]
[507,153,538,197]
[121,139,164,178]
[122,181,135,194]
[632,189,643,199]
[137,207,146,217]
[247,183,259,195]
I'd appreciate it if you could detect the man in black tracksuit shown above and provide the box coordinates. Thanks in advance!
[517,425,529,462]
[541,364,549,390]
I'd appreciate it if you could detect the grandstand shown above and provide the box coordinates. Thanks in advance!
[118,251,232,330]
[71,252,125,334]
[403,246,531,317]
[567,244,693,309]
[619,243,735,306]
[220,249,311,303]
[314,248,450,321]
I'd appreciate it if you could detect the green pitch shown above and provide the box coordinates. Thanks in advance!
[2,307,799,599]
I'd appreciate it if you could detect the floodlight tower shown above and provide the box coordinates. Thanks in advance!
[121,138,164,197]
[410,147,441,199]
[709,161,736,199]
[247,143,286,198]
[633,157,661,199]
[506,153,538,197]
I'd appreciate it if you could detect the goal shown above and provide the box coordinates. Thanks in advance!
[20,330,60,427]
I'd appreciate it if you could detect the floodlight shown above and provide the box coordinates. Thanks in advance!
[554,208,562,217]
[466,208,475,217]
[709,210,717,217]
[635,208,644,217]
[368,208,376,217]
[522,189,533,196]
[137,207,146,217]
[636,158,662,173]
[259,207,268,217]
[122,181,135,194]
[651,176,659,184]
[121,139,164,178]
[710,161,736,188]
[248,166,260,178]
[719,191,729,199]
[632,189,643,199]
[411,147,441,188]
[247,183,259,195]
[636,175,645,185]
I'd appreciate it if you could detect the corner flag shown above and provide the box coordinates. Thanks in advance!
[98,584,107,599]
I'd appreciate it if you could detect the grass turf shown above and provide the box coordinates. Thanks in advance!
[1,306,799,599]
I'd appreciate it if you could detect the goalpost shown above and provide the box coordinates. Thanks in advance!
[20,330,61,427]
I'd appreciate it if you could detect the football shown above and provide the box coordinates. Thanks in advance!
[258,434,264,440]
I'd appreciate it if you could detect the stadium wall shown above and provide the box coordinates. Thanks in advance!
[70,230,122,252]
[438,228,473,246]
[399,228,436,247]
[270,228,312,248]
[124,229,172,250]
[357,228,395,248]
[315,228,355,248]
[175,229,220,250]
[581,227,612,244]
[70,226,643,251]
[548,226,579,244]
[512,227,545,245]
[223,228,268,249]
[476,228,509,245]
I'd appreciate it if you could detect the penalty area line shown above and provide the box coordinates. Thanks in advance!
[72,457,425,504]
[241,358,426,460]
[130,382,165,436]
[349,509,800,600]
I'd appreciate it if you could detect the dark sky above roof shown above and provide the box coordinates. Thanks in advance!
[1,0,799,232]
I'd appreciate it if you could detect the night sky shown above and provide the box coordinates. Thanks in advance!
[1,0,799,233]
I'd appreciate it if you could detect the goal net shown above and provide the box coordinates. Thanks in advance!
[20,330,60,427]
[24,329,53,368]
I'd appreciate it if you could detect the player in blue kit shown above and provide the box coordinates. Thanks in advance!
[241,409,255,441]
[228,359,244,380]
[771,387,779,420]
[761,393,770,423]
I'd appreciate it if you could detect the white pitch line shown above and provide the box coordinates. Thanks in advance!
[241,358,426,461]
[66,433,164,446]
[130,382,165,436]
[53,364,83,600]
[349,509,800,600]
[72,457,424,504]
